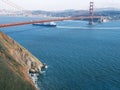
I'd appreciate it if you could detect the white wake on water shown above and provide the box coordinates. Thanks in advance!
[57,26,120,30]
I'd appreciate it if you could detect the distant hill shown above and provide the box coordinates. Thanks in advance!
[31,9,89,17]
[31,8,120,20]
[0,32,43,90]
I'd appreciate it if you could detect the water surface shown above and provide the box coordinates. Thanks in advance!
[1,16,120,90]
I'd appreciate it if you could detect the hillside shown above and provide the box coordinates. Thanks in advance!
[31,9,120,20]
[0,32,43,90]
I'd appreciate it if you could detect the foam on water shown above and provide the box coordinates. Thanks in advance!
[57,26,120,30]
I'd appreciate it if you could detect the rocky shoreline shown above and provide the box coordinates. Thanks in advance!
[29,63,47,90]
[29,73,39,89]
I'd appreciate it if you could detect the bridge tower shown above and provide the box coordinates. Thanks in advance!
[89,2,94,25]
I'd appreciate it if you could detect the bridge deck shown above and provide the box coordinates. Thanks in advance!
[0,16,103,28]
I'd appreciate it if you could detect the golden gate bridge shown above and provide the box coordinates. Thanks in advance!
[0,1,106,28]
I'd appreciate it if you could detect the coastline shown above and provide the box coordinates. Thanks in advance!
[29,73,39,90]
[29,64,47,90]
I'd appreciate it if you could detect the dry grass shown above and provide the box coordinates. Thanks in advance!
[0,32,43,90]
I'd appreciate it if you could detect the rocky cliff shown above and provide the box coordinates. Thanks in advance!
[0,32,43,90]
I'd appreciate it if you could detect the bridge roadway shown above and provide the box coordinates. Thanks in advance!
[0,16,103,28]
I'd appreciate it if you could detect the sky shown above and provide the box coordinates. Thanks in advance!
[9,0,120,11]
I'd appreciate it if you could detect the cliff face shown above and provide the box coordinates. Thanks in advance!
[0,32,43,90]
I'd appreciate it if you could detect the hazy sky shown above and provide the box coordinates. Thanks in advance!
[9,0,120,11]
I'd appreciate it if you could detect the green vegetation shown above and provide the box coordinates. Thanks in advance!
[0,46,37,90]
[0,59,32,90]
[0,32,38,90]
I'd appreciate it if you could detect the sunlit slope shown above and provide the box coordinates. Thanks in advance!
[0,32,43,90]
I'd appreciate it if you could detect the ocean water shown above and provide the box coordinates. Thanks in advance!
[1,16,120,90]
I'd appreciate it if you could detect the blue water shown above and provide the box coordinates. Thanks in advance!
[1,16,120,90]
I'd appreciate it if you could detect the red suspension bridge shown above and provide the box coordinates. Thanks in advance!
[0,1,105,28]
